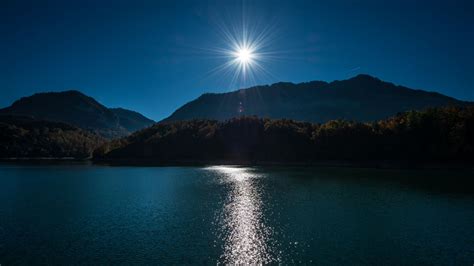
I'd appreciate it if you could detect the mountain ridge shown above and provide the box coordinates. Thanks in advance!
[0,90,155,138]
[162,74,469,123]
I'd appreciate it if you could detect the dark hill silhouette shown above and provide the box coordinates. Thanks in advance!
[0,115,104,159]
[95,106,474,164]
[0,90,155,138]
[162,74,470,123]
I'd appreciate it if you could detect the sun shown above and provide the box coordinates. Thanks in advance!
[204,14,280,88]
[235,48,253,64]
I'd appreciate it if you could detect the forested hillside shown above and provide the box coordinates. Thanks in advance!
[0,116,104,159]
[95,106,474,164]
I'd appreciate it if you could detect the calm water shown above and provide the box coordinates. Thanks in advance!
[0,163,473,265]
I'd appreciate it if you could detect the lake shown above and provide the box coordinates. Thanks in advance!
[0,162,473,264]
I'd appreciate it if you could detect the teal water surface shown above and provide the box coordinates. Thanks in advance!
[0,163,473,264]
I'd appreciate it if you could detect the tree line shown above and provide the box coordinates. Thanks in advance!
[0,116,104,159]
[94,106,474,164]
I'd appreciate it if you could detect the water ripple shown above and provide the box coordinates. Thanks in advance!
[205,166,279,264]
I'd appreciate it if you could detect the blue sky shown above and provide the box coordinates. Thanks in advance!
[1,0,473,120]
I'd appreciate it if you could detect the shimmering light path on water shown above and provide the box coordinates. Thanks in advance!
[206,166,277,263]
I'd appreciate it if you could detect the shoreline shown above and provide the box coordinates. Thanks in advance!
[93,158,474,170]
[0,157,83,160]
[1,157,473,170]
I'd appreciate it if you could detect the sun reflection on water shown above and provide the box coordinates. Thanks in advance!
[205,166,278,264]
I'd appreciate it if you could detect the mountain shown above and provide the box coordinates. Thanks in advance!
[0,115,104,159]
[94,106,474,164]
[162,74,471,123]
[0,90,155,138]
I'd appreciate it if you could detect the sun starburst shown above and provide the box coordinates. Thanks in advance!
[200,11,281,90]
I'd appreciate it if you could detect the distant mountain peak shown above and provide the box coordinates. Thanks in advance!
[52,89,84,95]
[1,90,155,138]
[162,75,470,123]
[270,81,295,87]
[13,90,101,106]
[350,73,379,81]
[25,90,92,100]
[335,74,385,87]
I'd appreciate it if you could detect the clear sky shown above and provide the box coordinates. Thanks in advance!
[1,0,473,120]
